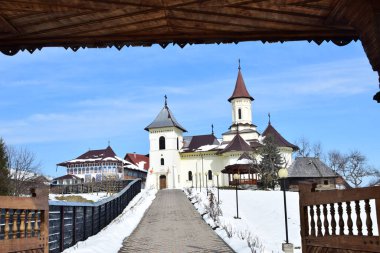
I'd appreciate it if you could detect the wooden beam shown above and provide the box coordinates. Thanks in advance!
[0,15,19,34]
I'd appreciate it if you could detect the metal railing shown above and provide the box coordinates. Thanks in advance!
[48,179,141,252]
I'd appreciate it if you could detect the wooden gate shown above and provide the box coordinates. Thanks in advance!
[0,188,49,253]
[159,175,167,189]
[299,183,380,253]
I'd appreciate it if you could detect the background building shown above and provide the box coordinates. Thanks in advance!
[146,66,298,189]
[57,145,146,183]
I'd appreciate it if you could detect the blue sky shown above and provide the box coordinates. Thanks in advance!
[0,41,379,178]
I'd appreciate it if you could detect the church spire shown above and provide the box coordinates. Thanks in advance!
[228,60,254,102]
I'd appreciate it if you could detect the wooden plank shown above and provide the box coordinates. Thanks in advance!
[0,196,48,210]
[0,237,45,252]
[305,235,380,252]
[300,186,380,206]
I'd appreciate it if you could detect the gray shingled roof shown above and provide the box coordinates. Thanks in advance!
[288,157,337,178]
[144,105,187,132]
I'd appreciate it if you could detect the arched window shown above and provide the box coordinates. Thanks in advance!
[238,108,242,120]
[208,170,212,180]
[159,136,166,150]
[160,158,165,166]
[188,171,193,181]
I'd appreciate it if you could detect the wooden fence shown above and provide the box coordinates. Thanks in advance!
[50,180,133,194]
[48,179,141,253]
[299,182,380,253]
[0,188,49,253]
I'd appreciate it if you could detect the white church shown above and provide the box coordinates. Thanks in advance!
[145,65,298,190]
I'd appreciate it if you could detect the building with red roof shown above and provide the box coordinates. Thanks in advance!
[57,145,147,183]
[146,63,298,189]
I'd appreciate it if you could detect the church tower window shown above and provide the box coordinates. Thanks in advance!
[160,158,165,166]
[159,136,166,150]
[208,170,213,180]
[238,108,242,120]
[188,171,193,181]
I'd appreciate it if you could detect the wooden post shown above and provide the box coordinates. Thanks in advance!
[60,206,65,252]
[376,197,380,239]
[299,182,313,253]
[72,206,76,244]
[83,206,87,240]
[91,206,95,235]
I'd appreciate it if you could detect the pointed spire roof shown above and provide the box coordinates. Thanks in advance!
[144,96,187,132]
[228,63,254,102]
[262,122,298,151]
[218,133,252,154]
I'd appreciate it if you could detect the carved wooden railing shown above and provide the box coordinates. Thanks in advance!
[229,179,257,186]
[299,183,380,253]
[0,189,49,253]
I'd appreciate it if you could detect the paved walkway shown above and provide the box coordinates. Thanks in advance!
[118,189,234,253]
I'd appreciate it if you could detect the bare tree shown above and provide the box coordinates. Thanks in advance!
[6,145,41,196]
[327,150,376,188]
[344,150,376,188]
[295,137,323,159]
[295,137,311,157]
[368,170,380,186]
[327,150,347,173]
[312,142,324,159]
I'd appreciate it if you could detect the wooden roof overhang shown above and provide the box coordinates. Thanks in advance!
[0,1,379,98]
[222,163,258,174]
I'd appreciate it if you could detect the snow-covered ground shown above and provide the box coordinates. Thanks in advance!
[62,188,157,253]
[49,192,111,202]
[186,188,301,253]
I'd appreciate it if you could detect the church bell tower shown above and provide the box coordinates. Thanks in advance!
[222,61,259,142]
[144,96,187,189]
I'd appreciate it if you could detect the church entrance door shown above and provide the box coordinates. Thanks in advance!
[159,175,167,189]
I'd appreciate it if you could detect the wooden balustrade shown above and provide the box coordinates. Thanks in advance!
[0,188,49,253]
[299,182,380,253]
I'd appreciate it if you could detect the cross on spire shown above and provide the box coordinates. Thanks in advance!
[238,59,241,71]
[211,124,214,135]
[164,94,167,107]
[268,113,271,125]
[108,140,110,146]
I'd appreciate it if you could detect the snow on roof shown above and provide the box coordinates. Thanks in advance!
[195,144,219,152]
[236,158,253,165]
[124,153,149,170]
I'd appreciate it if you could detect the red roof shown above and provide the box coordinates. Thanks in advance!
[124,153,149,170]
[187,134,219,151]
[262,123,298,151]
[217,133,252,154]
[228,68,254,102]
[76,145,116,160]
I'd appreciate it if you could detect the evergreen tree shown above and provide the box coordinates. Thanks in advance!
[0,138,10,195]
[258,135,284,189]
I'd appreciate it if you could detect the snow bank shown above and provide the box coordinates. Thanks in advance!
[62,188,157,253]
[185,188,301,253]
[49,192,111,202]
